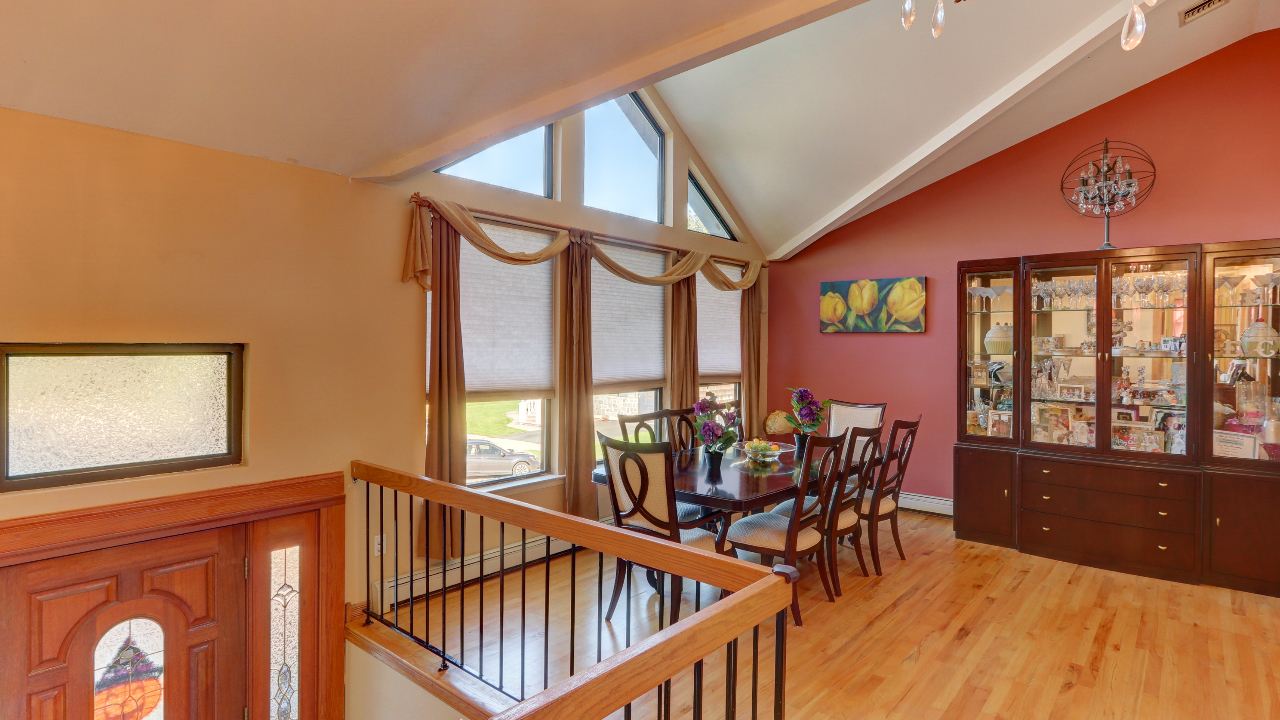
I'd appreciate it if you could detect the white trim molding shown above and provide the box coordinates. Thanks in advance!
[897,492,953,517]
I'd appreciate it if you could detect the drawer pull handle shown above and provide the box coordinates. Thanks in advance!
[1158,482,1168,487]
[1158,545,1168,550]
[1042,495,1051,500]
[1042,527,1050,531]
[1158,511,1168,516]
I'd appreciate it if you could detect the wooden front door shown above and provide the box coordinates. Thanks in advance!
[0,526,246,720]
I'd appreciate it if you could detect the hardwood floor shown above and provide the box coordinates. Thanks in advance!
[371,511,1280,719]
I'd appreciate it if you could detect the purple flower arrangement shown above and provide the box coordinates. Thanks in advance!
[783,387,829,434]
[693,392,738,454]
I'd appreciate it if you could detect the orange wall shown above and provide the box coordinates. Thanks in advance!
[0,106,425,599]
[767,30,1280,499]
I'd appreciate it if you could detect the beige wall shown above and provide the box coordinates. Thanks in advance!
[0,105,424,602]
[346,642,461,720]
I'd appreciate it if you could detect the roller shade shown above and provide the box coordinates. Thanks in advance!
[458,221,556,400]
[592,242,668,392]
[696,262,743,381]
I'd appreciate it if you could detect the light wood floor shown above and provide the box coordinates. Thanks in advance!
[378,512,1280,719]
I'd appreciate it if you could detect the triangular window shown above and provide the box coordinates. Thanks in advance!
[437,126,552,198]
[687,175,734,240]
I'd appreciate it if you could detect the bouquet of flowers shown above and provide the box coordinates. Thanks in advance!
[692,392,738,454]
[781,387,829,434]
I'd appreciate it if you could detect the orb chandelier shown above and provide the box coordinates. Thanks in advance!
[1059,139,1157,250]
[901,0,1156,49]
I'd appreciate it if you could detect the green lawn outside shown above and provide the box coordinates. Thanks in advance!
[466,400,520,438]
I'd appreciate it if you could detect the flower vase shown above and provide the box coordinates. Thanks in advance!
[705,450,724,474]
[793,433,809,459]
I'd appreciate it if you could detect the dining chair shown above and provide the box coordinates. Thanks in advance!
[617,409,705,524]
[726,430,848,626]
[598,432,730,625]
[859,417,921,576]
[822,425,883,593]
[826,400,887,465]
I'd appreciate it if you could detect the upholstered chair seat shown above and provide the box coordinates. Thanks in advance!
[727,512,822,553]
[768,496,820,518]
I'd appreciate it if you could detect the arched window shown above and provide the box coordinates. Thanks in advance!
[93,618,165,720]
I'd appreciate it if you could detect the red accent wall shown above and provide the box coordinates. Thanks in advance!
[767,30,1280,499]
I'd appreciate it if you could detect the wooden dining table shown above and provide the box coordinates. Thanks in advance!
[590,443,803,514]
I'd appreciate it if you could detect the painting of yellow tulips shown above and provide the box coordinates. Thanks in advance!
[819,277,926,333]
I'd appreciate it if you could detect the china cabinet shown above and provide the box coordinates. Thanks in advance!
[955,241,1280,596]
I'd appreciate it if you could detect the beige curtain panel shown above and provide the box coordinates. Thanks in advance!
[669,272,699,411]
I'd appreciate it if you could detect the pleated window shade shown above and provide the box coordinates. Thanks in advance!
[455,221,556,400]
[696,262,743,381]
[591,242,668,393]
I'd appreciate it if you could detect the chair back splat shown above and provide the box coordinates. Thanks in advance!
[618,408,701,452]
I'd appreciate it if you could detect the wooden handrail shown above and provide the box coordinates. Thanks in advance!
[352,461,770,592]
[491,573,791,720]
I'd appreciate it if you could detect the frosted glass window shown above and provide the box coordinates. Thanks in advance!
[687,175,734,240]
[270,545,301,720]
[94,618,165,720]
[437,126,552,198]
[2,344,243,490]
[585,93,664,223]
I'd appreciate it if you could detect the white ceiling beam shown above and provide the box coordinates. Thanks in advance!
[354,0,871,182]
[768,0,1149,260]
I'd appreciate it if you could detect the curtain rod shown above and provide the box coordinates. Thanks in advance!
[461,206,763,267]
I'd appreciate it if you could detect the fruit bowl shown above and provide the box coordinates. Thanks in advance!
[738,439,794,463]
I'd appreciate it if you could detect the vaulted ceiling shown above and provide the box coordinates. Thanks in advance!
[657,0,1280,258]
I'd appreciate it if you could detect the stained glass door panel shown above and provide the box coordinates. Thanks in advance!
[963,269,1016,439]
[1210,254,1280,463]
[1108,259,1190,455]
[1028,265,1099,448]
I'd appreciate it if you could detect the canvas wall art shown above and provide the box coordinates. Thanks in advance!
[819,277,926,333]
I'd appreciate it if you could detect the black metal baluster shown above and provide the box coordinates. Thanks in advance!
[364,481,371,625]
[596,552,604,664]
[378,486,385,623]
[624,565,633,720]
[751,625,760,720]
[569,544,577,676]
[773,610,787,720]
[425,499,432,648]
[460,511,466,668]
[439,507,447,672]
[521,528,527,700]
[543,533,551,690]
[479,514,485,681]
[657,570,667,720]
[393,490,400,630]
[409,495,415,640]
[730,642,742,718]
[693,580,704,720]
[499,522,505,693]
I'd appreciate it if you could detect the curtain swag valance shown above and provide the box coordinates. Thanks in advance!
[403,193,762,293]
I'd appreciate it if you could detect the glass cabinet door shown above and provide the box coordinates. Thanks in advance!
[1108,260,1190,456]
[963,270,1015,439]
[1028,265,1099,448]
[1210,254,1280,463]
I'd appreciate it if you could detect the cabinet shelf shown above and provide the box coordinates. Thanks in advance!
[965,310,1014,315]
[1030,308,1095,314]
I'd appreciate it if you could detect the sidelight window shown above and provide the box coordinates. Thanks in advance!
[270,545,302,720]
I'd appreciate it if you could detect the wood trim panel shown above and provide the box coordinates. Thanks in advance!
[317,504,346,720]
[491,574,791,720]
[345,620,516,720]
[352,461,769,592]
[0,472,345,568]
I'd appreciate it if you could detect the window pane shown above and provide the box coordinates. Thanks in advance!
[585,94,663,222]
[437,126,549,197]
[460,222,555,398]
[465,399,544,482]
[697,263,743,379]
[687,176,733,240]
[7,354,230,477]
[592,244,666,390]
[592,389,661,459]
[699,383,739,404]
[94,618,165,720]
[270,546,301,720]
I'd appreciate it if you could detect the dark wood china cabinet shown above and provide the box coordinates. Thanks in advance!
[956,241,1280,596]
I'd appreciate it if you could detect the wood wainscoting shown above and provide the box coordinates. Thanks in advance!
[0,472,346,720]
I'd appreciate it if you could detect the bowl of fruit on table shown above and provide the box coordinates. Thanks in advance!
[741,438,793,463]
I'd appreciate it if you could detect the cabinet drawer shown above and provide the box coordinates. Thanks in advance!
[1021,457,1196,501]
[1021,510,1195,571]
[1022,481,1195,534]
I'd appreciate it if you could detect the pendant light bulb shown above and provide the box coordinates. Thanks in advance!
[1143,0,1156,6]
[1121,3,1146,51]
[902,0,916,30]
[931,0,945,38]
